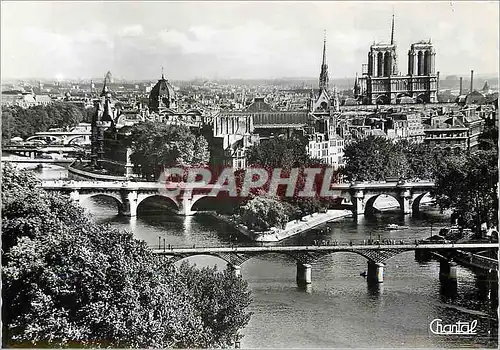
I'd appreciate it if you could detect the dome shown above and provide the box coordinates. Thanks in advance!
[148,75,176,112]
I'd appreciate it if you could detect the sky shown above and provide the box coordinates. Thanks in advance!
[1,1,498,81]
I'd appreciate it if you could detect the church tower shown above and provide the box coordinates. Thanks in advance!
[319,31,329,92]
[91,75,116,167]
[353,72,361,98]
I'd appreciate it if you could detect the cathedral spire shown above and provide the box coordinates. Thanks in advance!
[319,30,329,91]
[390,12,395,45]
[322,30,327,66]
[161,66,165,80]
[354,72,360,97]
[100,76,109,97]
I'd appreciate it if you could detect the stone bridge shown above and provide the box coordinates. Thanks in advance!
[40,179,436,217]
[1,157,90,168]
[339,180,436,215]
[41,180,223,216]
[152,243,498,286]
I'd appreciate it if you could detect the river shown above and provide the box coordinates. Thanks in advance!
[21,164,500,348]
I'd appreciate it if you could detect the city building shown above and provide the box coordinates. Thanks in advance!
[306,132,345,169]
[148,73,177,113]
[1,91,52,108]
[305,34,345,167]
[423,111,484,152]
[91,79,118,167]
[385,112,425,142]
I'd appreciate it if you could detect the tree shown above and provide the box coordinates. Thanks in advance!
[1,102,86,142]
[177,263,252,346]
[478,123,498,152]
[399,140,448,180]
[128,122,210,179]
[2,164,252,348]
[343,136,410,182]
[239,196,289,231]
[246,135,318,170]
[432,149,498,233]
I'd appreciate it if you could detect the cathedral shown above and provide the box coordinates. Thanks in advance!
[356,15,439,105]
[305,34,345,169]
[308,34,340,116]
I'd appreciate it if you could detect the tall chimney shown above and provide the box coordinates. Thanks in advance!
[470,70,474,92]
[459,77,463,95]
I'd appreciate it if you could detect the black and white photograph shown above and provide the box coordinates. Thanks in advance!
[1,1,498,348]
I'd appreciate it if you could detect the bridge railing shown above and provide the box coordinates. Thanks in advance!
[455,250,499,270]
[147,240,499,251]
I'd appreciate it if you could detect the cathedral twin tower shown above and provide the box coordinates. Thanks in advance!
[321,15,438,105]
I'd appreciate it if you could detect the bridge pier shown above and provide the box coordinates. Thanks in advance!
[296,262,312,286]
[229,264,242,278]
[69,189,80,202]
[367,261,384,283]
[439,260,458,281]
[178,197,196,216]
[415,249,431,262]
[400,189,413,215]
[120,191,138,217]
[352,190,364,215]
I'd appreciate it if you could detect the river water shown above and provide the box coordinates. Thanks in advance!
[22,165,500,348]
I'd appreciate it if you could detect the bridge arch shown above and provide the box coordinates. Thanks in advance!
[79,193,125,213]
[412,192,432,214]
[171,251,299,266]
[364,193,402,216]
[26,135,61,144]
[190,196,219,212]
[66,135,88,145]
[315,248,409,264]
[136,194,179,213]
[189,195,240,213]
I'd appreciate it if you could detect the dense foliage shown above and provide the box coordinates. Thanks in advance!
[239,196,289,231]
[432,149,498,232]
[342,136,467,182]
[246,135,319,170]
[2,102,88,142]
[243,136,338,220]
[2,164,251,348]
[128,122,210,179]
[343,136,410,181]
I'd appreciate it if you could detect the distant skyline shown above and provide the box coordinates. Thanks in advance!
[1,1,499,81]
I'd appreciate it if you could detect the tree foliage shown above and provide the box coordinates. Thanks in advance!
[244,136,339,218]
[432,149,498,232]
[1,102,86,142]
[239,196,289,231]
[2,164,251,348]
[128,122,210,179]
[343,136,410,181]
[246,135,318,170]
[343,136,467,182]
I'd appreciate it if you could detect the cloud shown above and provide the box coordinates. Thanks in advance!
[120,24,144,37]
[158,22,297,64]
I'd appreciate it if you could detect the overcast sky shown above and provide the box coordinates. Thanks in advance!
[1,1,498,81]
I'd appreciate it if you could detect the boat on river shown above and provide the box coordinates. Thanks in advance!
[386,224,408,230]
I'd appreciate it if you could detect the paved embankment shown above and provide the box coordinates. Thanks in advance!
[206,209,352,242]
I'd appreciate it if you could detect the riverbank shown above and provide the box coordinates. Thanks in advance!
[68,162,127,181]
[205,209,352,242]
